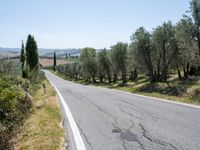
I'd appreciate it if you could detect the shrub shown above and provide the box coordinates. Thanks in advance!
[0,76,32,149]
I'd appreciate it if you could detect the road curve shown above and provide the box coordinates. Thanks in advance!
[44,70,200,150]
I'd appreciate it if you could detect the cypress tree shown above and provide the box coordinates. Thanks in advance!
[20,40,28,78]
[53,52,57,71]
[20,40,25,69]
[25,34,39,71]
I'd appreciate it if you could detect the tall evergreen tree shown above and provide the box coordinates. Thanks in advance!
[25,34,39,71]
[20,40,25,68]
[53,52,57,71]
[20,40,28,78]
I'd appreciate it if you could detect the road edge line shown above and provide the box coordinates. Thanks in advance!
[48,80,87,150]
[48,70,200,110]
[110,89,200,109]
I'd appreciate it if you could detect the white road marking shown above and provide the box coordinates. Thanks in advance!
[48,80,86,150]
[85,84,200,109]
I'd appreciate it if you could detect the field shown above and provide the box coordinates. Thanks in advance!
[39,58,68,67]
[0,51,19,59]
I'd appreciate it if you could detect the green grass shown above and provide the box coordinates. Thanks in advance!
[54,71,200,105]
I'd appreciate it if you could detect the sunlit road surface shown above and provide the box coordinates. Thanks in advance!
[44,70,200,150]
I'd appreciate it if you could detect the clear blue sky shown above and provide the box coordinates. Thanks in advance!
[0,0,190,49]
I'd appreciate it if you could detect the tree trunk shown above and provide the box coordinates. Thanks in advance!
[106,69,111,83]
[99,73,103,83]
[108,73,111,83]
[178,69,182,79]
[113,73,117,82]
[198,35,200,57]
[162,39,167,82]
[156,55,161,81]
[129,68,138,81]
[121,70,127,83]
[183,67,188,78]
[92,77,96,83]
[186,62,190,75]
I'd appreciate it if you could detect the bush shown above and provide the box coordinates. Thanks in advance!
[187,87,200,99]
[0,76,32,149]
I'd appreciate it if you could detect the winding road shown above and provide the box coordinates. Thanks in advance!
[44,70,200,150]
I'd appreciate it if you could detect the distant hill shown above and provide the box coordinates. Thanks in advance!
[0,47,81,59]
[39,48,81,58]
[0,47,105,59]
[0,47,20,52]
[0,47,20,59]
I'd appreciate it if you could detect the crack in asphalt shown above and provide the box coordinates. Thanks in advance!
[88,101,146,150]
[139,123,179,150]
[120,108,142,120]
[128,120,135,131]
[119,100,159,121]
[121,137,128,150]
[72,94,175,150]
[112,122,129,150]
[88,100,117,119]
[77,123,94,150]
[112,120,146,150]
[88,101,129,150]
[128,121,146,150]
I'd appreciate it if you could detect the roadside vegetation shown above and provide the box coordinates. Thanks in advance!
[52,0,200,105]
[0,74,32,149]
[0,34,64,149]
[14,79,64,150]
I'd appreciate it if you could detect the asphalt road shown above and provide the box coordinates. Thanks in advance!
[44,70,200,150]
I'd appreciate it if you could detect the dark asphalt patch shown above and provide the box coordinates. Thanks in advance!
[120,131,138,141]
[112,128,121,133]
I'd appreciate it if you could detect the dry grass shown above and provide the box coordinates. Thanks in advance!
[14,80,64,150]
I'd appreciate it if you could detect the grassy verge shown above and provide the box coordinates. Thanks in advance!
[54,71,200,105]
[14,79,64,150]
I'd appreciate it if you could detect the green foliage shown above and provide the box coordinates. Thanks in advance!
[190,0,200,56]
[0,59,22,77]
[97,49,112,82]
[25,34,39,71]
[130,27,154,81]
[20,41,25,67]
[0,76,32,150]
[53,52,57,71]
[152,21,177,81]
[80,47,97,82]
[0,86,23,113]
[111,42,128,83]
[0,76,30,115]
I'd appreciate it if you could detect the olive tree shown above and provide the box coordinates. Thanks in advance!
[152,21,178,81]
[80,47,97,83]
[111,42,128,83]
[130,27,155,82]
[97,49,112,83]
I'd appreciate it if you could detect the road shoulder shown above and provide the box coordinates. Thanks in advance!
[14,80,65,150]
